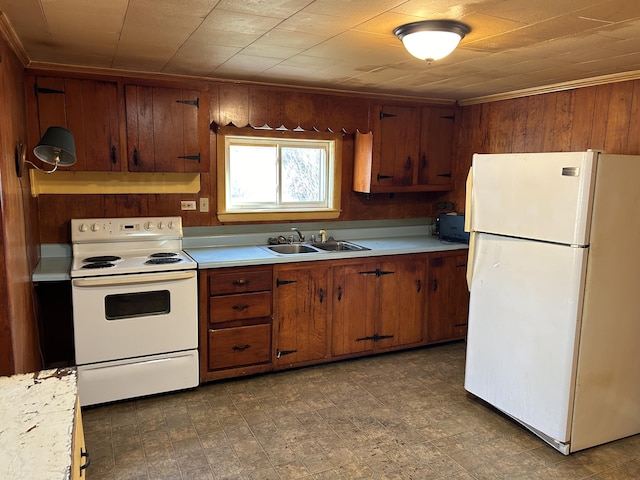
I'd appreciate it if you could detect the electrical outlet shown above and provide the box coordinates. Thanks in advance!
[199,197,209,212]
[180,200,196,211]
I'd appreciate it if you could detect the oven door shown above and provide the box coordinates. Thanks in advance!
[72,270,197,365]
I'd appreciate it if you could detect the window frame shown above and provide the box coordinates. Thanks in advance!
[217,127,342,222]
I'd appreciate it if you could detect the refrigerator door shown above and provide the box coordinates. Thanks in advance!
[470,151,597,246]
[465,233,587,451]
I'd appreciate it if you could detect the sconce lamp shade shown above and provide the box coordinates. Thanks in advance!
[394,20,470,63]
[33,126,77,167]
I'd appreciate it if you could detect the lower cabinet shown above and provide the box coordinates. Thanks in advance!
[427,252,470,343]
[198,251,469,383]
[199,266,273,382]
[273,264,330,368]
[332,255,426,357]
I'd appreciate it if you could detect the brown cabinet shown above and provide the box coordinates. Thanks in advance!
[273,263,330,368]
[427,252,470,343]
[332,255,426,357]
[199,266,273,382]
[25,75,210,173]
[354,104,455,193]
[125,85,209,172]
[26,75,121,171]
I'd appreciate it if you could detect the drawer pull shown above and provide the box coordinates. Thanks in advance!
[80,447,90,476]
[232,279,248,286]
[232,304,250,311]
[232,344,251,351]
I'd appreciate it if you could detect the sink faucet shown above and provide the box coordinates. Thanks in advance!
[291,227,304,242]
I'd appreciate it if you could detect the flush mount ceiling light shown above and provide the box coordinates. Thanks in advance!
[16,126,77,177]
[393,20,471,64]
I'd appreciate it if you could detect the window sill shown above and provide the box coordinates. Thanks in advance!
[217,210,341,223]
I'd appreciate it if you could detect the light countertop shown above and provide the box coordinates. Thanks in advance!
[0,368,78,479]
[187,234,467,269]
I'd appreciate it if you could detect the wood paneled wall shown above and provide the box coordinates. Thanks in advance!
[34,75,451,244]
[445,80,640,211]
[0,34,42,375]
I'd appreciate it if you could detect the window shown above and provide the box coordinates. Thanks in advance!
[217,128,342,222]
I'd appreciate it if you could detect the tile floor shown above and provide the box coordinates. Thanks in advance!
[83,341,640,479]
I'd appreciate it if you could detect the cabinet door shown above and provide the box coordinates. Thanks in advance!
[125,85,208,172]
[331,261,378,356]
[28,76,120,171]
[418,106,455,186]
[377,257,426,348]
[427,253,470,343]
[273,265,329,367]
[373,104,420,188]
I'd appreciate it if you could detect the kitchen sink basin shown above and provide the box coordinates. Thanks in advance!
[267,244,318,254]
[311,241,369,252]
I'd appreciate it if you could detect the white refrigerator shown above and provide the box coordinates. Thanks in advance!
[464,150,640,454]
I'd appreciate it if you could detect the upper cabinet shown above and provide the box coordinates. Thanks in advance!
[26,76,121,171]
[25,75,210,173]
[354,104,456,194]
[125,85,209,173]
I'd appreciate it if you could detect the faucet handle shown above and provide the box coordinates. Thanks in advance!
[319,229,327,243]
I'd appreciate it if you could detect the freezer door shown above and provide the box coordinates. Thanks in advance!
[470,151,597,245]
[465,233,587,447]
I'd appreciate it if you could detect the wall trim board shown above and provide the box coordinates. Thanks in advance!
[29,170,200,197]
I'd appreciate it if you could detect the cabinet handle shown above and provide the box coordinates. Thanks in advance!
[319,287,324,304]
[232,304,249,311]
[79,447,90,476]
[232,344,250,351]
[377,173,394,181]
[232,279,248,286]
[416,279,422,293]
[110,145,117,164]
[432,278,438,291]
[337,286,342,301]
[178,153,201,162]
[133,147,139,166]
[405,156,412,170]
[421,154,427,169]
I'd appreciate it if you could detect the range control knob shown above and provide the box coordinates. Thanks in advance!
[167,221,175,230]
[91,223,100,232]
[79,223,88,232]
[144,222,155,231]
[158,222,165,230]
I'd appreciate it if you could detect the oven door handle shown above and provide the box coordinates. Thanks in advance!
[72,270,196,288]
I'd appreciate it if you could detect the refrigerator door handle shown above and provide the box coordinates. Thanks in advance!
[465,166,475,291]
[464,166,473,232]
[466,231,476,291]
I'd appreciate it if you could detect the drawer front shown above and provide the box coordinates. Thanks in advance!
[209,268,272,295]
[209,324,271,370]
[209,291,272,323]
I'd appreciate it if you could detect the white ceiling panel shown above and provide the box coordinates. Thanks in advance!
[0,0,639,102]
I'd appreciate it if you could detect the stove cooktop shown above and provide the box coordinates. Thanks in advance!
[70,216,197,278]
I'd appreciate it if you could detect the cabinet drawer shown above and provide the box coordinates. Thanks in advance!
[209,268,272,295]
[209,324,271,370]
[210,291,271,323]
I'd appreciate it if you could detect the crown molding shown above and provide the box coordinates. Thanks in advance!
[458,70,640,106]
[0,12,29,67]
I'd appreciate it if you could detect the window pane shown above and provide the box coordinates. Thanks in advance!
[229,145,277,204]
[281,147,325,203]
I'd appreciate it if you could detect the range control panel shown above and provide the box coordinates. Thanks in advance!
[71,217,183,243]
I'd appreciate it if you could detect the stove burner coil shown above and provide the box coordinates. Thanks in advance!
[145,257,183,265]
[82,262,116,269]
[149,252,178,258]
[83,255,121,263]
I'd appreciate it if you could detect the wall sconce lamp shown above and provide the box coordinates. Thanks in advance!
[393,20,471,64]
[16,126,77,177]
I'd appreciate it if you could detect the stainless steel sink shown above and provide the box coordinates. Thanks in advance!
[311,241,369,252]
[267,244,318,254]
